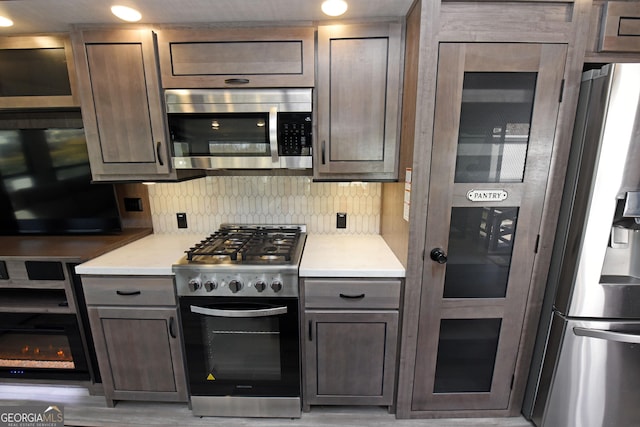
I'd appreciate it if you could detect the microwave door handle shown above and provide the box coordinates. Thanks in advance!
[573,327,640,344]
[190,304,287,318]
[269,106,279,163]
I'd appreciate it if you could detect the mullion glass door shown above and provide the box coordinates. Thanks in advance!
[412,42,566,412]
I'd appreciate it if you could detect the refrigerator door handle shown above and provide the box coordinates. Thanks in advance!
[573,327,640,344]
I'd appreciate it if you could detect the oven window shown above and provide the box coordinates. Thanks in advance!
[168,113,270,157]
[203,316,281,382]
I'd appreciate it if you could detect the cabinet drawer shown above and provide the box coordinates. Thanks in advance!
[82,276,176,306]
[304,279,401,309]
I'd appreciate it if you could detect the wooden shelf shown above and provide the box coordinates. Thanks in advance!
[0,289,72,314]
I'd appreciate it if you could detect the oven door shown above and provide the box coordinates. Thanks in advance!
[179,296,300,398]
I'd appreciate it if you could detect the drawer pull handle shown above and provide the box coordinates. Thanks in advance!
[116,290,141,296]
[339,293,365,300]
[225,78,250,85]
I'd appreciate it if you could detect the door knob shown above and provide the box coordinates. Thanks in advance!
[430,248,448,264]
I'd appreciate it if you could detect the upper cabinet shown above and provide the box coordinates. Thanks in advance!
[598,1,640,53]
[155,27,315,88]
[314,23,403,181]
[0,35,79,109]
[71,28,181,182]
[586,1,640,61]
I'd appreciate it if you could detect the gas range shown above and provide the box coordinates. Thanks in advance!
[172,224,306,298]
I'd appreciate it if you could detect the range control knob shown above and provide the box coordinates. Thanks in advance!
[188,278,202,292]
[270,280,283,293]
[254,281,267,292]
[228,279,243,293]
[203,280,218,292]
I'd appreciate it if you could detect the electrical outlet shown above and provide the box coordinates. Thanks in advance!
[177,212,188,229]
[123,197,143,212]
[337,212,347,229]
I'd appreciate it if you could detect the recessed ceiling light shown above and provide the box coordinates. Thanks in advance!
[321,0,348,17]
[0,16,14,27]
[111,5,142,22]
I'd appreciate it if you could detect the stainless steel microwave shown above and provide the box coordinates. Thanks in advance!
[165,89,312,170]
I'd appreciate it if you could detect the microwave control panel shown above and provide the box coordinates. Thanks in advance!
[278,112,312,156]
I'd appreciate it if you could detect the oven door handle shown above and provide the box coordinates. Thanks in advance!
[190,304,288,318]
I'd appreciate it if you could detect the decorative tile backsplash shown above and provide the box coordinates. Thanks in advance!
[148,176,381,234]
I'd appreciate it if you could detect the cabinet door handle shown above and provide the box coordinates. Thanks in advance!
[116,290,141,296]
[321,140,326,164]
[308,320,313,341]
[169,316,177,339]
[225,78,250,85]
[156,141,164,166]
[339,293,365,300]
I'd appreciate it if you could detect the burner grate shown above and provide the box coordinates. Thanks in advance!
[185,226,301,264]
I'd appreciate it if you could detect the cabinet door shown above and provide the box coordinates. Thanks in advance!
[88,306,187,404]
[305,310,398,406]
[599,1,640,53]
[156,27,314,88]
[412,43,566,411]
[72,29,172,181]
[315,23,403,181]
[0,35,79,109]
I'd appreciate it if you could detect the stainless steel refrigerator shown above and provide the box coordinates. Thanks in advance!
[522,63,640,427]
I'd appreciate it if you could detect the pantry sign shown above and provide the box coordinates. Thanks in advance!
[466,189,508,202]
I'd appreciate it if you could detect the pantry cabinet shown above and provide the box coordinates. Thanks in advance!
[315,23,403,181]
[409,42,566,413]
[82,276,187,407]
[155,26,315,88]
[302,278,401,409]
[71,29,178,182]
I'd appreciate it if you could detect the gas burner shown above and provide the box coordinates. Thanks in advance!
[173,224,306,299]
[184,225,303,264]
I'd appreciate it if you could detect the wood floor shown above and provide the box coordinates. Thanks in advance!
[0,383,533,427]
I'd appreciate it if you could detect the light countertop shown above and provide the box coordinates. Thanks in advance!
[299,234,405,278]
[75,233,406,278]
[74,233,202,276]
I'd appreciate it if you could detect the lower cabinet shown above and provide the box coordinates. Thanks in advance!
[301,278,401,410]
[82,276,188,407]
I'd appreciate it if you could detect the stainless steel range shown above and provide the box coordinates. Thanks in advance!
[173,225,306,418]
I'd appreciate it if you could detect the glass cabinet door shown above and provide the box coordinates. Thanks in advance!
[412,43,566,411]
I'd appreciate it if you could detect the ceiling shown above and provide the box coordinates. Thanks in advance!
[0,0,415,35]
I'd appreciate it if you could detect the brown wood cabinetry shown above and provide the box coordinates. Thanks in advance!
[71,29,185,182]
[0,35,79,109]
[599,1,640,52]
[156,27,314,88]
[407,42,566,414]
[301,278,401,410]
[315,23,403,181]
[82,275,187,407]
